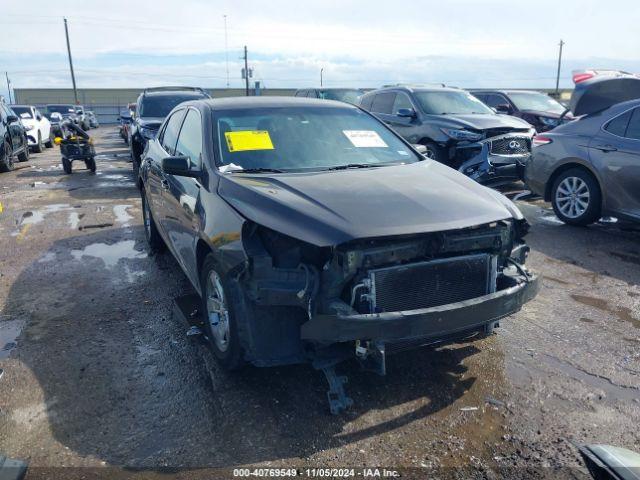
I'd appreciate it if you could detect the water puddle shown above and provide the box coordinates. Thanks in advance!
[113,205,134,225]
[68,212,80,230]
[70,240,147,268]
[571,294,640,329]
[0,318,26,360]
[540,215,564,225]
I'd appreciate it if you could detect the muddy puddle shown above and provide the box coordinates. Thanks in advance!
[0,318,26,360]
[70,240,147,268]
[571,294,640,329]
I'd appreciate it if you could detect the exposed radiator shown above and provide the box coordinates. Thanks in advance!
[367,254,495,313]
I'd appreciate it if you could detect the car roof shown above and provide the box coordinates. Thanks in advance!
[364,85,460,95]
[9,104,32,108]
[141,87,208,98]
[469,89,545,95]
[186,96,358,111]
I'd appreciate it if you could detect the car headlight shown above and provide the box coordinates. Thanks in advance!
[539,116,559,127]
[140,127,157,140]
[441,128,483,142]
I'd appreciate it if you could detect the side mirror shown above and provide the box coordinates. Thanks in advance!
[6,114,18,123]
[413,144,428,156]
[495,104,512,114]
[397,108,416,118]
[161,156,201,178]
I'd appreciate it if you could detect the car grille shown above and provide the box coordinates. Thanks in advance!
[368,254,494,313]
[490,136,531,155]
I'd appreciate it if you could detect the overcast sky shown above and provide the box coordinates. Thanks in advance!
[1,0,639,98]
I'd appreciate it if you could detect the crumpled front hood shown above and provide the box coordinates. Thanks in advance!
[435,113,532,131]
[218,161,517,247]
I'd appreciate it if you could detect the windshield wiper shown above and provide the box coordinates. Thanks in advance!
[324,163,379,171]
[230,167,286,174]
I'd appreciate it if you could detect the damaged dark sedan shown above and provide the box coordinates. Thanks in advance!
[139,97,539,413]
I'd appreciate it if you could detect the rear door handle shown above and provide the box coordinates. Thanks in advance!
[594,144,618,152]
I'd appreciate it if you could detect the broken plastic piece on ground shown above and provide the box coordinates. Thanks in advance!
[186,326,203,337]
[485,396,506,407]
[0,454,28,480]
[460,406,479,412]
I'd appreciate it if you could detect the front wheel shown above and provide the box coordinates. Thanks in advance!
[62,157,72,174]
[551,168,601,226]
[200,254,244,370]
[420,141,448,163]
[45,131,54,148]
[33,131,44,153]
[17,143,29,162]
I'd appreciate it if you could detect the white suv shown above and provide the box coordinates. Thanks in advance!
[10,105,53,153]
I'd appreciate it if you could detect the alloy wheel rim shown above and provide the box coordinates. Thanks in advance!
[556,176,590,219]
[206,270,230,352]
[424,147,437,160]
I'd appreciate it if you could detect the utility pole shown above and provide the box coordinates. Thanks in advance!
[320,68,324,87]
[5,72,12,104]
[243,46,249,96]
[64,18,79,104]
[555,39,564,96]
[224,15,230,88]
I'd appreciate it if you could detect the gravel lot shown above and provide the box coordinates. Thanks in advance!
[0,127,638,478]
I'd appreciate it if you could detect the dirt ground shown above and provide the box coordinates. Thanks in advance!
[0,127,638,478]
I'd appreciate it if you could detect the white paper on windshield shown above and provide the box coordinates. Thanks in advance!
[19,113,31,119]
[343,130,388,148]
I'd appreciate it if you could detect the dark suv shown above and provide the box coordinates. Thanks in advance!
[359,85,535,185]
[470,89,573,132]
[130,87,210,176]
[0,103,30,172]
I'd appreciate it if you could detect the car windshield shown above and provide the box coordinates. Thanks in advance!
[508,92,566,114]
[414,91,494,115]
[318,89,364,104]
[215,106,420,172]
[140,94,204,117]
[11,106,32,118]
[47,105,75,115]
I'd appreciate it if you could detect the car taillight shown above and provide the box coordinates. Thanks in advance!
[573,72,594,84]
[532,135,553,147]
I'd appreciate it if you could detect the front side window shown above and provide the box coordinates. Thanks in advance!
[175,109,203,168]
[415,91,494,115]
[605,109,632,137]
[482,94,508,108]
[318,89,364,104]
[392,93,413,114]
[214,106,420,173]
[161,110,186,155]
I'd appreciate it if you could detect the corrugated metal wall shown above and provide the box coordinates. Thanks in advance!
[14,88,298,124]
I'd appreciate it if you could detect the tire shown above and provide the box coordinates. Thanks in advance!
[141,189,165,252]
[17,142,29,162]
[62,157,72,174]
[200,254,244,370]
[33,131,43,153]
[45,131,53,148]
[551,168,601,226]
[420,141,448,163]
[0,140,13,172]
[85,157,96,173]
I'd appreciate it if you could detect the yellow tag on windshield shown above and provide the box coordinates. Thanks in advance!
[225,130,274,152]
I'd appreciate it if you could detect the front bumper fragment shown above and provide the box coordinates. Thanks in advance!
[301,272,540,342]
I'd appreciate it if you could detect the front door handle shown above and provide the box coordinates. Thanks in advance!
[594,144,618,152]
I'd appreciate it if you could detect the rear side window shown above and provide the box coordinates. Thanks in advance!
[371,92,395,114]
[175,109,203,168]
[605,109,632,137]
[359,94,374,111]
[624,108,640,140]
[161,109,186,155]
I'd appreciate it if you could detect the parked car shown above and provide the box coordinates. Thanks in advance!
[118,104,135,144]
[130,87,210,176]
[10,105,53,152]
[44,112,63,137]
[45,104,78,125]
[86,110,99,128]
[139,97,539,412]
[470,89,573,132]
[294,88,365,104]
[358,85,535,185]
[0,103,30,172]
[525,76,640,225]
